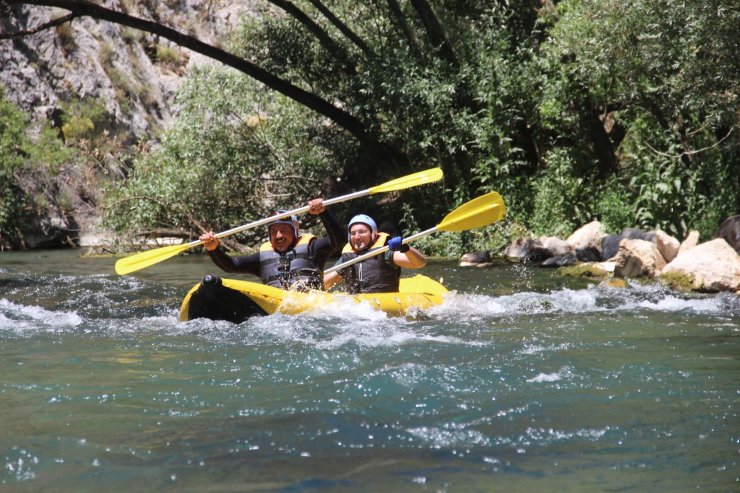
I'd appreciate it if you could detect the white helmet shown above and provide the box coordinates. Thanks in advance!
[347,214,377,241]
[268,210,299,237]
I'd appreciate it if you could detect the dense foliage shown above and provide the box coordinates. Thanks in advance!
[0,89,27,243]
[0,88,72,247]
[103,66,345,245]
[7,0,739,252]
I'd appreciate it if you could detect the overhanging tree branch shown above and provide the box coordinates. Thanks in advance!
[0,11,75,37]
[307,0,375,59]
[4,0,373,144]
[409,0,459,69]
[265,0,359,73]
[386,0,424,62]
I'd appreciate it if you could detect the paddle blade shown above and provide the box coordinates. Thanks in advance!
[437,192,506,232]
[114,243,192,275]
[368,167,443,195]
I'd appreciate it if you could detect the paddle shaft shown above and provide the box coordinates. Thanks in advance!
[115,168,443,275]
[183,190,372,250]
[323,190,506,275]
[324,226,436,274]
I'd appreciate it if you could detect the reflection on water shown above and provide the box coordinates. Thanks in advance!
[1,250,738,492]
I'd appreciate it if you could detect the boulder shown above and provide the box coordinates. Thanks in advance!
[542,252,577,267]
[661,238,740,292]
[504,238,549,263]
[716,215,740,254]
[504,236,572,264]
[613,239,666,278]
[654,230,680,263]
[459,251,492,268]
[575,246,601,262]
[678,231,700,256]
[566,220,605,252]
[601,228,656,261]
[540,236,573,257]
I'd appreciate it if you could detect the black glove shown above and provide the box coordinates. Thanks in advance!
[388,236,409,253]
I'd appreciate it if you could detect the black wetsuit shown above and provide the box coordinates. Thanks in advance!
[206,210,345,288]
[335,233,402,294]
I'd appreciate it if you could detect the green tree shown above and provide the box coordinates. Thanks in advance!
[0,88,29,243]
[537,0,739,237]
[0,88,73,247]
[103,66,344,244]
[6,0,738,251]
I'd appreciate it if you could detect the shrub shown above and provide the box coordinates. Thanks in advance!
[103,65,343,243]
[0,90,72,246]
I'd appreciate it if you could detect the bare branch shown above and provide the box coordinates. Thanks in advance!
[0,11,75,38]
[645,127,734,159]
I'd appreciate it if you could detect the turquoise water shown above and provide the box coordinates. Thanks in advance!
[1,250,738,492]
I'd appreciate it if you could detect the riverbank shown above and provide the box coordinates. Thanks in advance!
[461,219,740,295]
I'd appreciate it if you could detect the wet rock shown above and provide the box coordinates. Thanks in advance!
[601,228,656,261]
[542,252,577,267]
[661,238,740,292]
[613,239,666,278]
[575,246,601,262]
[556,263,610,279]
[566,220,605,252]
[716,215,740,254]
[504,236,573,265]
[658,270,696,292]
[504,238,550,263]
[604,278,630,289]
[459,251,491,268]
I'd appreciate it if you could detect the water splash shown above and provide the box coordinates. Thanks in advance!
[0,298,83,332]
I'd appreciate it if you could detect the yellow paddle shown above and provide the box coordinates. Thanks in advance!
[115,167,443,275]
[324,191,506,274]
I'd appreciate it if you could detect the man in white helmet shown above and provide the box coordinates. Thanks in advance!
[323,214,426,293]
[199,198,345,290]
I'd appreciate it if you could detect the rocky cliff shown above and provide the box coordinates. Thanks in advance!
[0,0,258,249]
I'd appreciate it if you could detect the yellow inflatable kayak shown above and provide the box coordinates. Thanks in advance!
[179,274,447,323]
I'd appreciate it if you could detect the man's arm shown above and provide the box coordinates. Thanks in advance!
[206,247,261,276]
[318,209,346,254]
[323,270,343,289]
[392,247,427,269]
[387,235,427,269]
[200,230,261,276]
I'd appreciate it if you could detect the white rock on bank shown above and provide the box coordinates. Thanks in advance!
[613,239,667,278]
[654,230,680,263]
[677,230,700,256]
[566,220,605,251]
[662,238,740,292]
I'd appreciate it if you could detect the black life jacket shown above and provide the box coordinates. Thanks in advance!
[339,232,400,294]
[259,234,322,290]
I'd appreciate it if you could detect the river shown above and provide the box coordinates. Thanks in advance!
[1,250,738,492]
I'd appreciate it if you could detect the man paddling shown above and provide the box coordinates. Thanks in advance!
[323,214,426,293]
[200,199,345,290]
